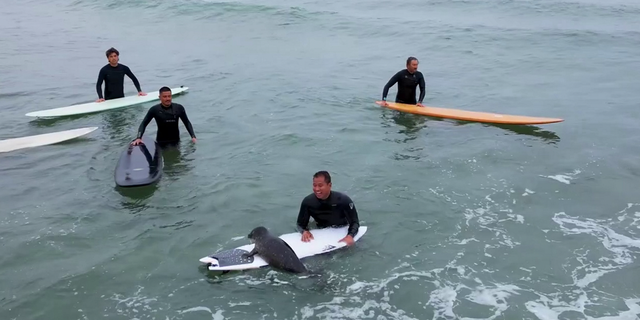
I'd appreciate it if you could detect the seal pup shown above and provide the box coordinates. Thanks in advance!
[242,226,308,274]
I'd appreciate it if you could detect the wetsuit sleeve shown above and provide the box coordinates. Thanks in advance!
[382,71,402,101]
[136,107,154,139]
[96,68,106,99]
[178,105,196,139]
[342,195,360,238]
[418,73,426,103]
[124,66,143,92]
[296,198,311,233]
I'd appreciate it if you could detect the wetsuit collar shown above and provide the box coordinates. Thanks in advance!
[161,102,172,109]
[317,191,333,202]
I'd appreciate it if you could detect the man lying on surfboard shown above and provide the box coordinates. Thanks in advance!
[96,47,146,102]
[380,56,426,108]
[296,171,361,246]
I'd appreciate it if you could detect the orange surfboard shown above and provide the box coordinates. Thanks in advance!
[375,101,563,125]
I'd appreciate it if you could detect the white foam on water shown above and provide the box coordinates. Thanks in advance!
[617,203,640,232]
[106,285,230,320]
[540,169,581,184]
[428,285,459,319]
[519,207,640,319]
[178,306,225,320]
[526,298,640,320]
[453,238,480,245]
[461,284,521,320]
[553,212,640,266]
[100,187,639,320]
[522,188,535,196]
[422,173,639,320]
[107,286,164,319]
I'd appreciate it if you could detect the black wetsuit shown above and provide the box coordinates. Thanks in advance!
[96,63,142,100]
[382,69,426,104]
[296,191,360,238]
[136,103,196,145]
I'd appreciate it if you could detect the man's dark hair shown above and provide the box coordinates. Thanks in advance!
[313,171,331,184]
[159,86,172,94]
[105,47,119,57]
[406,56,418,65]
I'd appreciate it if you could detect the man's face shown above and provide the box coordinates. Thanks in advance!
[160,91,172,106]
[407,60,418,73]
[313,176,331,200]
[107,53,119,65]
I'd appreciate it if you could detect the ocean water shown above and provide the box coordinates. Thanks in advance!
[1,0,639,319]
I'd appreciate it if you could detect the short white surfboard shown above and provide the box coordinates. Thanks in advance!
[200,226,368,271]
[0,127,98,153]
[25,86,189,118]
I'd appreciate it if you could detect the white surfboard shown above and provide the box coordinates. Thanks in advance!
[0,127,98,153]
[200,226,368,271]
[25,86,189,118]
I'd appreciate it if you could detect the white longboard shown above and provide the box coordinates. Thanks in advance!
[0,127,98,153]
[25,86,189,118]
[200,226,368,271]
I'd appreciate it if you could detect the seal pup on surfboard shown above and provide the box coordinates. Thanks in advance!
[242,226,308,274]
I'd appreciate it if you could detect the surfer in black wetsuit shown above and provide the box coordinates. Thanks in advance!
[131,86,197,147]
[96,47,146,102]
[296,171,360,246]
[381,56,426,107]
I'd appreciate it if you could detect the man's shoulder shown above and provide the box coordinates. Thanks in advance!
[172,102,185,109]
[331,191,353,203]
[302,193,317,202]
[101,63,127,71]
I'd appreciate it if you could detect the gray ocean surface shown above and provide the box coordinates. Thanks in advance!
[1,0,640,319]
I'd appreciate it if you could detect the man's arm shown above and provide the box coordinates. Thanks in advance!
[96,68,106,99]
[418,73,426,103]
[382,71,401,101]
[178,105,196,139]
[136,107,155,139]
[343,196,360,238]
[296,199,311,234]
[124,66,143,93]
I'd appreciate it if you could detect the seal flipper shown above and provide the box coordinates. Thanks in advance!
[242,247,258,259]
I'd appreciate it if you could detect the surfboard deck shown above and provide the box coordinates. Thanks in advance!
[0,127,98,153]
[25,86,189,118]
[114,136,163,187]
[376,101,563,125]
[200,226,368,271]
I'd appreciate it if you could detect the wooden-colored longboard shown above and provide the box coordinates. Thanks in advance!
[376,101,563,125]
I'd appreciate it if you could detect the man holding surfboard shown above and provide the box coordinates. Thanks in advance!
[380,57,426,107]
[296,171,360,246]
[131,87,196,147]
[96,47,146,102]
